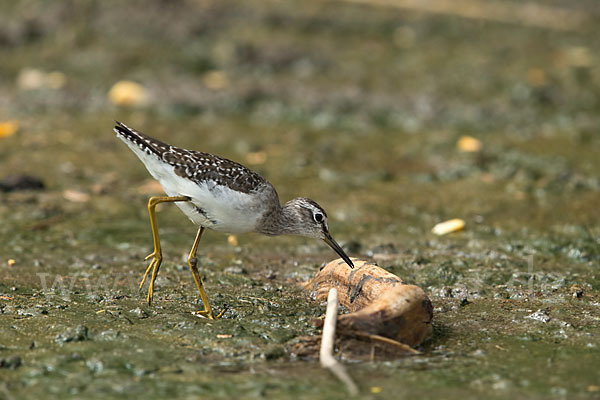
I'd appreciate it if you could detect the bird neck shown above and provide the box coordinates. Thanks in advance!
[257,200,303,236]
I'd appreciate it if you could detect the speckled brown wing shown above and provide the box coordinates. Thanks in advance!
[114,121,268,194]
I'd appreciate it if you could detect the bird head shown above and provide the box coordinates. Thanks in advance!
[283,197,354,268]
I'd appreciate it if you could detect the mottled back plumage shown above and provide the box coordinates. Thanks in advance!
[114,121,267,194]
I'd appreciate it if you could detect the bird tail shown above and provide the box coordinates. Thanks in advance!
[113,121,169,157]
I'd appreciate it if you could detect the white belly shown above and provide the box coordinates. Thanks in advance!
[170,179,266,234]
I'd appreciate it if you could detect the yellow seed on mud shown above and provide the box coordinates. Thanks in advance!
[108,80,149,106]
[228,235,238,246]
[8,259,16,267]
[46,71,67,89]
[457,136,482,152]
[527,68,546,87]
[0,120,19,138]
[370,386,383,394]
[63,189,91,203]
[202,70,229,90]
[16,68,46,90]
[16,68,66,90]
[432,218,465,235]
[245,151,267,165]
[136,179,165,195]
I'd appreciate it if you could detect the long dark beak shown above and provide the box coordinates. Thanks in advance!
[323,232,354,268]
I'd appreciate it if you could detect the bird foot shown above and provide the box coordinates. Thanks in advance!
[139,250,162,305]
[192,306,226,320]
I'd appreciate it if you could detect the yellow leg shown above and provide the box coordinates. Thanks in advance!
[187,227,225,319]
[139,195,190,305]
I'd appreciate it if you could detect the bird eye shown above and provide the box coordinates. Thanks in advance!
[314,213,324,223]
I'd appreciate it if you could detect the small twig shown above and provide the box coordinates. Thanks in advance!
[349,331,420,355]
[320,288,359,396]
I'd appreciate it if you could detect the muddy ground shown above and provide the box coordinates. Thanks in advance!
[1,1,599,399]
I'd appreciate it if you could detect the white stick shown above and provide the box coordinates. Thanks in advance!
[320,288,359,396]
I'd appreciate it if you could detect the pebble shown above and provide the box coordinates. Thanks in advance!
[224,266,246,274]
[0,356,22,370]
[525,309,551,323]
[54,325,90,344]
[0,175,45,192]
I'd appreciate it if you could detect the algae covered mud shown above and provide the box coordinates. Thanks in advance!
[1,0,599,399]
